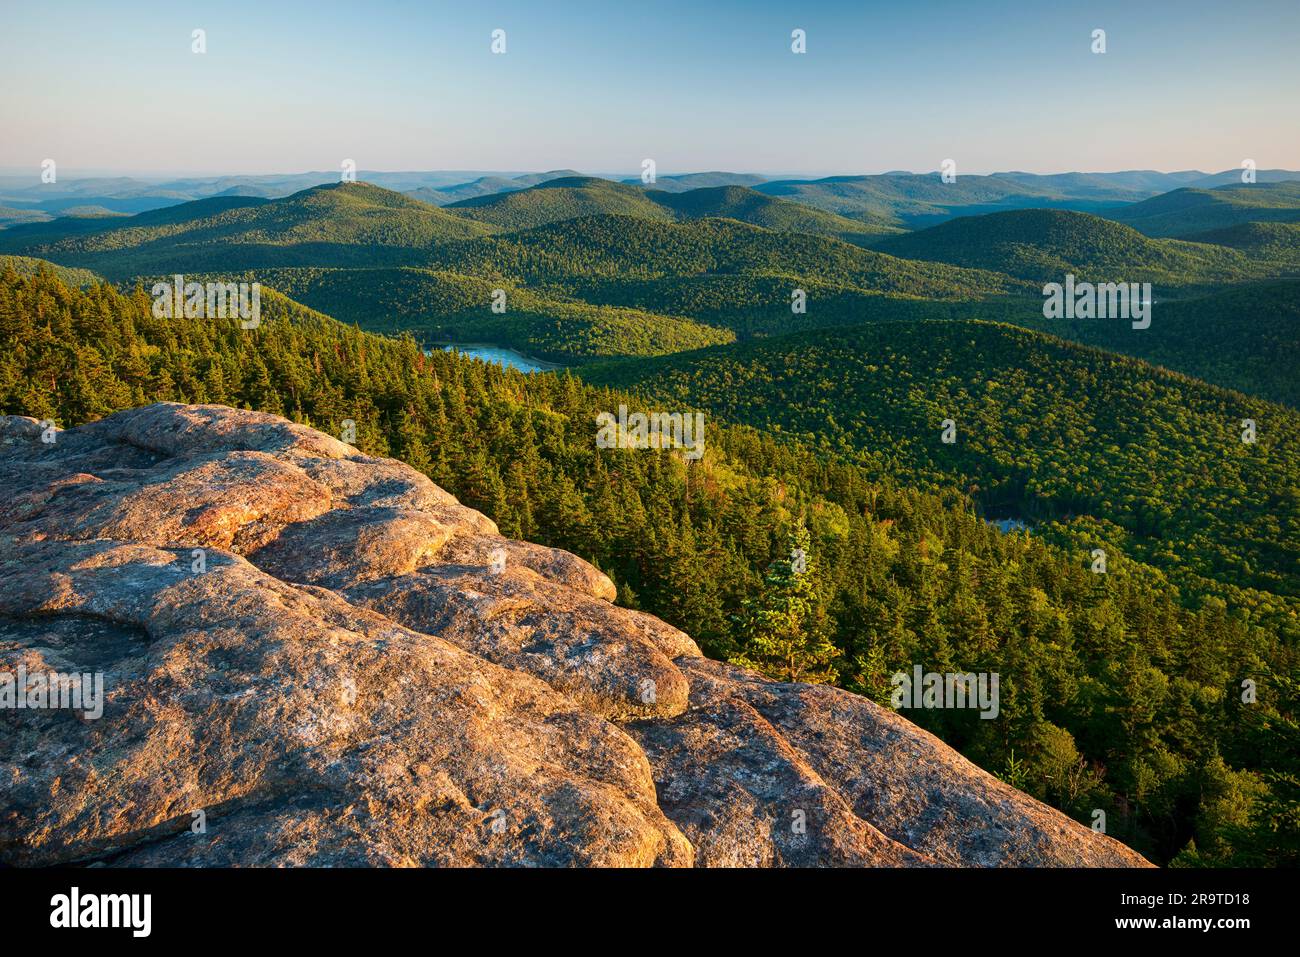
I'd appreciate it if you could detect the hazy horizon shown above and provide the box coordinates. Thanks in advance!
[2,164,1295,184]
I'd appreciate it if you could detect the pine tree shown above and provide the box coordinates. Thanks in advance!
[729,521,839,684]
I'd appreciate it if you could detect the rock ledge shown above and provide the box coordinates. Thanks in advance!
[0,404,1151,867]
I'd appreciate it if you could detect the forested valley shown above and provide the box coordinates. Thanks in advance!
[4,263,1296,867]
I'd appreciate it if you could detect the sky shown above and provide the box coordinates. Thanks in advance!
[1,0,1297,177]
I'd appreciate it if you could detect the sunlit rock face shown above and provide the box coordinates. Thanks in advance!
[0,404,1151,868]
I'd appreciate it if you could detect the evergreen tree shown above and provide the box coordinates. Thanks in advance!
[730,521,839,684]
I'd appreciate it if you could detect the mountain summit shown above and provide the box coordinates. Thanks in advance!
[0,403,1150,867]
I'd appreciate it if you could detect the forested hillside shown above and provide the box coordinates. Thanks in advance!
[1105,182,1300,237]
[1181,221,1300,256]
[873,208,1299,287]
[580,320,1300,611]
[556,276,1300,409]
[424,214,1025,293]
[14,178,1297,387]
[0,206,53,228]
[1002,280,1300,408]
[3,263,1296,867]
[445,177,678,229]
[165,266,732,361]
[446,177,901,243]
[752,171,1140,226]
[0,183,491,277]
[0,255,101,287]
[405,169,584,205]
[621,171,770,192]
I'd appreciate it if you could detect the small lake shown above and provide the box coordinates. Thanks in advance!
[433,343,562,374]
[986,517,1033,534]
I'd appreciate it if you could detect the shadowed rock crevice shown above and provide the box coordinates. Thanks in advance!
[0,403,1151,867]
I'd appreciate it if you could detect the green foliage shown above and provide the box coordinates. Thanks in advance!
[874,208,1298,288]
[446,177,901,244]
[750,171,1151,227]
[424,214,1024,295]
[5,263,1298,865]
[655,184,903,244]
[0,255,101,287]
[445,177,678,230]
[1003,279,1300,408]
[728,522,840,683]
[1106,181,1300,238]
[0,183,491,278]
[581,319,1300,609]
[1182,220,1300,257]
[0,207,55,228]
[169,266,734,362]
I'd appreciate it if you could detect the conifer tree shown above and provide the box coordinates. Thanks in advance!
[730,521,839,684]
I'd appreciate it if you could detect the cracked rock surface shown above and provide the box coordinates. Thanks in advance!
[0,404,1151,867]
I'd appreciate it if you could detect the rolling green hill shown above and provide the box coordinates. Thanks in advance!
[991,170,1205,196]
[426,213,1026,295]
[999,280,1300,408]
[446,178,902,243]
[426,295,734,360]
[0,183,492,278]
[57,191,1026,364]
[0,204,171,251]
[1105,182,1300,237]
[623,171,770,192]
[873,208,1295,287]
[161,259,1023,363]
[1179,221,1300,258]
[751,171,1300,227]
[653,184,902,243]
[555,275,1300,409]
[0,206,52,228]
[580,318,1300,604]
[752,171,1133,227]
[407,169,586,205]
[446,177,677,229]
[164,265,733,362]
[559,273,991,338]
[4,178,1291,402]
[0,255,102,287]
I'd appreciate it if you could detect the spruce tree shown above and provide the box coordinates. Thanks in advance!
[730,521,839,684]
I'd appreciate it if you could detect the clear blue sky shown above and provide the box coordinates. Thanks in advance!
[1,0,1296,176]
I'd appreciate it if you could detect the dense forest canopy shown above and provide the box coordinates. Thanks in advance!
[3,264,1296,867]
[3,165,1297,870]
[445,177,902,243]
[872,208,1300,287]
[1104,181,1300,238]
[580,320,1300,613]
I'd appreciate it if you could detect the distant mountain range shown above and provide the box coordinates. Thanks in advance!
[0,180,1004,287]
[4,167,1297,229]
[9,178,1297,294]
[443,177,902,244]
[0,183,491,276]
[5,156,1299,871]
[4,173,1298,368]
